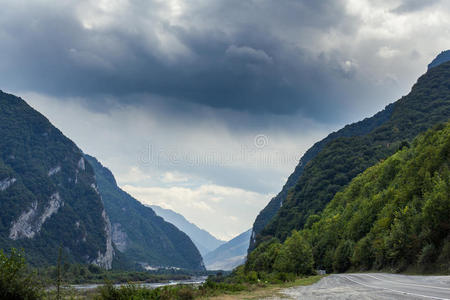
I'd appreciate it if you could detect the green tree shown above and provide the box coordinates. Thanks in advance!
[274,231,314,275]
[437,239,450,273]
[351,236,374,270]
[0,248,42,300]
[333,240,354,272]
[245,238,281,273]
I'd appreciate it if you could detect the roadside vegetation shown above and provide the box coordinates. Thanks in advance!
[93,274,325,300]
[0,246,324,299]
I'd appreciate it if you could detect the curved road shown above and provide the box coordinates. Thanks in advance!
[274,273,450,299]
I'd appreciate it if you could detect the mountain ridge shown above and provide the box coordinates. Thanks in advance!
[249,102,395,251]
[428,50,450,69]
[253,58,450,248]
[246,122,449,274]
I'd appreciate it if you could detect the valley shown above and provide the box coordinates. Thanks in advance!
[1,55,449,300]
[0,1,449,298]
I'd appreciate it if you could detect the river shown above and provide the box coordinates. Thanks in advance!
[70,276,208,291]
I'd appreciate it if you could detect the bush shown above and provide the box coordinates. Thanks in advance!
[273,272,295,283]
[96,282,158,300]
[437,239,450,273]
[175,287,195,300]
[418,244,437,266]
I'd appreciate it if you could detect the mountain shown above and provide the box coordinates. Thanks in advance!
[249,103,394,251]
[85,156,205,271]
[150,205,225,257]
[204,229,251,271]
[428,50,450,69]
[307,122,450,272]
[0,91,113,268]
[246,123,449,274]
[252,57,450,249]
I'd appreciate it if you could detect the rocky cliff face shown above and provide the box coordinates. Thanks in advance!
[0,90,113,269]
[92,209,114,270]
[9,192,62,240]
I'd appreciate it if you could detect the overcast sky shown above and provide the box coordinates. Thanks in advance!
[1,0,449,240]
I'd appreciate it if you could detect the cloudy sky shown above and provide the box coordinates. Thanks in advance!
[1,0,449,240]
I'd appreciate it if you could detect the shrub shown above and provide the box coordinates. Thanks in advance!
[418,244,437,266]
[437,239,450,273]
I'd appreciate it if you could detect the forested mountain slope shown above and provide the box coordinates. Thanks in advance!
[247,123,449,274]
[308,122,450,272]
[0,91,113,268]
[249,102,394,251]
[256,60,450,246]
[85,155,205,271]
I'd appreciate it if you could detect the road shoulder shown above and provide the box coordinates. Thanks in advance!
[203,275,326,300]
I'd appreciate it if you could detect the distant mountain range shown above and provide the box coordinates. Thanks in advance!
[150,205,225,257]
[0,90,204,271]
[203,229,251,271]
[150,205,251,271]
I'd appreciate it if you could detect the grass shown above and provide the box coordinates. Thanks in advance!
[202,275,327,299]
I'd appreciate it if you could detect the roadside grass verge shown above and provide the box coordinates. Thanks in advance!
[198,275,327,299]
[78,274,327,299]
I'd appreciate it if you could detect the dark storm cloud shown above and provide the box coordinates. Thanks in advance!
[10,0,450,236]
[0,0,364,119]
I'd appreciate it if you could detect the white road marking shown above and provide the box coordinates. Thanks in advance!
[362,274,450,291]
[343,275,450,300]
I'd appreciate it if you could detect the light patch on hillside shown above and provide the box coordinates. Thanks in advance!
[9,193,63,240]
[0,177,16,191]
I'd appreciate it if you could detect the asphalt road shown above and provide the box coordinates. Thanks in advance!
[273,273,450,299]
